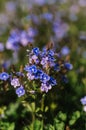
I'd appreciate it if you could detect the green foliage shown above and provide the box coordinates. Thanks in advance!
[0,122,15,130]
[69,111,80,126]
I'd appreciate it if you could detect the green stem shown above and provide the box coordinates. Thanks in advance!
[41,94,45,130]
[32,95,36,130]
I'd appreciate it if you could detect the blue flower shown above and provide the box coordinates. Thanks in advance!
[0,43,4,52]
[34,69,43,79]
[16,72,24,77]
[48,56,55,62]
[0,72,9,81]
[48,77,57,86]
[29,55,39,64]
[62,76,68,83]
[80,96,86,105]
[11,78,20,88]
[54,63,60,71]
[32,47,40,56]
[40,73,50,83]
[61,46,70,56]
[27,73,35,80]
[41,13,53,22]
[6,38,20,51]
[16,86,25,97]
[6,29,20,51]
[48,50,54,57]
[24,65,37,74]
[35,0,46,6]
[28,27,38,38]
[41,48,47,57]
[24,65,30,72]
[64,63,73,70]
[40,83,52,93]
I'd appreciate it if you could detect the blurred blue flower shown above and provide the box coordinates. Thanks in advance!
[80,96,86,105]
[16,86,25,97]
[16,72,24,77]
[6,37,20,51]
[61,46,70,56]
[53,21,69,39]
[64,63,73,70]
[20,31,29,46]
[41,13,53,22]
[0,43,4,52]
[54,63,60,71]
[34,0,46,6]
[0,72,9,81]
[27,27,38,38]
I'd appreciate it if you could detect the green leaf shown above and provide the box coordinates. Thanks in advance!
[58,111,67,121]
[8,123,15,130]
[33,119,42,130]
[22,101,35,112]
[54,117,65,130]
[0,122,15,130]
[28,120,42,130]
[54,121,65,130]
[45,124,55,130]
[69,111,80,126]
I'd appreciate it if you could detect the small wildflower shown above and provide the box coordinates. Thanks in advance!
[27,73,35,80]
[64,63,73,70]
[54,63,60,71]
[40,73,50,83]
[41,57,48,66]
[34,69,43,79]
[48,77,57,86]
[48,50,55,57]
[61,46,70,56]
[29,55,39,64]
[0,72,9,81]
[32,47,40,56]
[16,86,25,97]
[11,78,20,88]
[24,65,37,74]
[40,83,52,93]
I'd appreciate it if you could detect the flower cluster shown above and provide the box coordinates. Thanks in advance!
[0,45,73,97]
[0,71,25,97]
[24,46,73,93]
[6,28,38,51]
